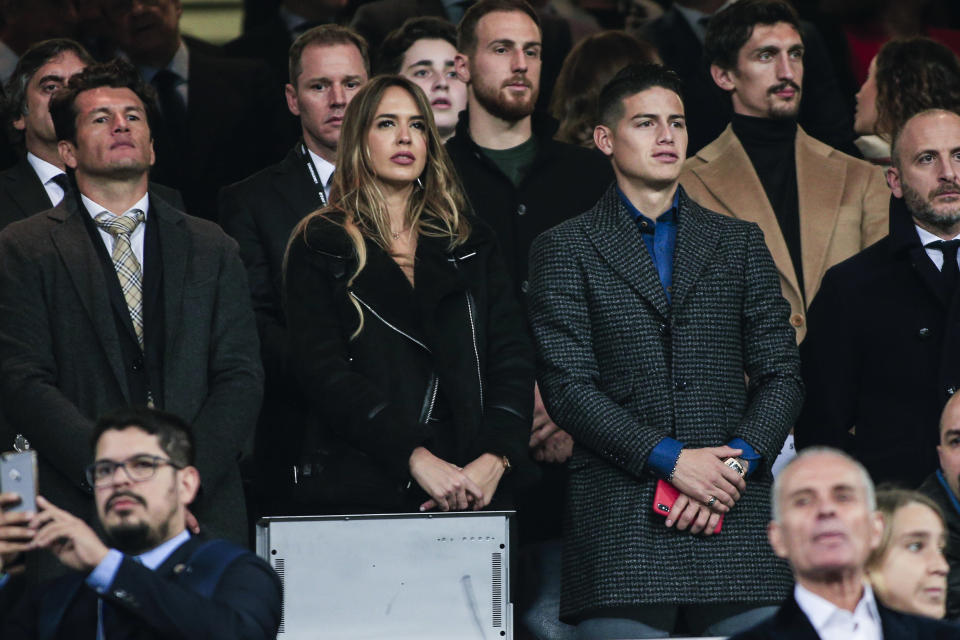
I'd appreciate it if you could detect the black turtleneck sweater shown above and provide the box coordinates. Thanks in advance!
[732,114,804,302]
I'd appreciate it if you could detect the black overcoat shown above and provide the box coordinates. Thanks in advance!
[795,197,960,488]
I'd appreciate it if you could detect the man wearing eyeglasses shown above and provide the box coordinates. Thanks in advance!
[0,406,282,638]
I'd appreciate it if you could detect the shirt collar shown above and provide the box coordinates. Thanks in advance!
[82,191,150,220]
[795,582,881,633]
[26,152,64,186]
[135,529,190,570]
[139,40,189,84]
[617,187,679,226]
[307,148,336,188]
[916,224,960,246]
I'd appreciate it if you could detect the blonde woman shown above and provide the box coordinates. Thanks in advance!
[284,75,533,514]
[866,489,950,619]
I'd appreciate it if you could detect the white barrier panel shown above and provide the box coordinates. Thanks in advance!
[257,511,513,639]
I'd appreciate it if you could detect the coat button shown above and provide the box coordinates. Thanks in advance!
[674,379,687,391]
[517,204,527,216]
[520,280,529,293]
[132,357,143,371]
[658,323,669,336]
[790,313,804,328]
[918,327,931,340]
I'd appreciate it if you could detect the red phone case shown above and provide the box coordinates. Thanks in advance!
[653,479,723,533]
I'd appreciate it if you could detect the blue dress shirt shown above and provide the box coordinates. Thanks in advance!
[617,188,762,478]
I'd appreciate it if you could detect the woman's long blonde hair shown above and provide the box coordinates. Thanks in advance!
[288,75,470,337]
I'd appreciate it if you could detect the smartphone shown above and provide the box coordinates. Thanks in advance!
[1,450,38,513]
[653,479,723,534]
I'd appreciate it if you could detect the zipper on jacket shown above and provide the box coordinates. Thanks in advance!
[465,291,484,411]
[423,375,439,423]
[349,291,431,352]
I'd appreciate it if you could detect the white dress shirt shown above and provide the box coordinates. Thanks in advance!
[82,192,151,277]
[794,582,883,640]
[915,224,960,271]
[26,152,67,206]
[307,148,335,200]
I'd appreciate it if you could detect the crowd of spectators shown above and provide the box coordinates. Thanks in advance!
[1,0,960,638]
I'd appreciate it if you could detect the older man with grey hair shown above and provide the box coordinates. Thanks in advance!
[731,448,957,639]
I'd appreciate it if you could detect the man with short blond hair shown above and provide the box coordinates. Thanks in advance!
[218,25,369,513]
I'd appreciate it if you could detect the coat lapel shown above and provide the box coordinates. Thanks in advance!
[586,186,670,319]
[690,126,801,302]
[154,195,189,403]
[796,129,847,303]
[6,158,53,219]
[271,147,324,221]
[671,190,720,310]
[48,200,129,398]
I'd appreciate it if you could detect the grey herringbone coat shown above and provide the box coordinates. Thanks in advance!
[527,185,803,622]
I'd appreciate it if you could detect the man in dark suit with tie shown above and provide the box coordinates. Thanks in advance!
[527,63,803,637]
[0,39,182,231]
[730,448,956,639]
[218,24,368,516]
[0,39,93,230]
[0,406,281,638]
[0,59,263,567]
[796,108,960,489]
[110,0,287,220]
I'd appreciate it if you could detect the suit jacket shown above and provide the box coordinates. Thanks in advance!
[729,590,959,639]
[218,145,322,499]
[795,197,960,488]
[0,189,264,547]
[527,185,803,621]
[680,125,889,342]
[149,40,290,221]
[0,156,185,231]
[3,535,282,639]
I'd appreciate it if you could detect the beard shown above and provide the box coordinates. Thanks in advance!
[902,180,960,232]
[105,520,166,555]
[471,73,538,122]
[766,81,802,120]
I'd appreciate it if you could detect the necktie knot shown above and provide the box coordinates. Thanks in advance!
[95,210,145,237]
[50,173,71,192]
[929,238,960,257]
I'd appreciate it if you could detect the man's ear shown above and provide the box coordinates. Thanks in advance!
[58,140,78,169]
[711,64,736,92]
[285,83,300,117]
[594,124,614,157]
[178,465,200,506]
[886,166,903,198]
[12,114,25,132]
[454,53,471,84]
[867,510,884,553]
[768,520,788,559]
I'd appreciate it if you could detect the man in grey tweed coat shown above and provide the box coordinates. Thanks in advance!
[527,64,804,637]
